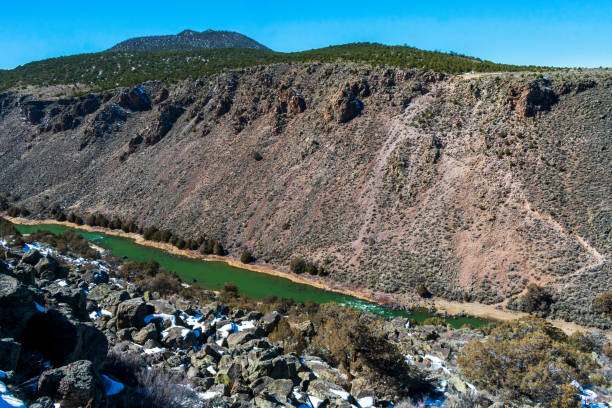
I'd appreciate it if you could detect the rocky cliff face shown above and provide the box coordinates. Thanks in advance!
[0,64,610,326]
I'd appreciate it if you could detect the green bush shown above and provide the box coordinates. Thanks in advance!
[290,258,306,274]
[0,43,546,93]
[240,250,255,264]
[416,284,432,298]
[521,284,553,314]
[457,317,596,406]
[593,293,612,317]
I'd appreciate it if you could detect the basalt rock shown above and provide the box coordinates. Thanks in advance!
[118,87,151,111]
[37,360,105,408]
[509,79,559,117]
[0,274,39,338]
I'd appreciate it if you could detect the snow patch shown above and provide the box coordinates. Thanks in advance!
[329,388,350,400]
[198,390,220,400]
[424,354,450,374]
[357,396,374,408]
[143,347,164,355]
[0,380,26,408]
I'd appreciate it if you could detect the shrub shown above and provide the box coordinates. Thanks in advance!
[416,284,432,298]
[25,230,99,259]
[86,214,96,226]
[520,284,553,314]
[0,216,20,238]
[593,293,612,317]
[305,263,318,275]
[143,226,159,240]
[308,303,431,397]
[213,242,224,256]
[143,273,181,296]
[457,316,597,405]
[240,249,255,264]
[175,238,186,249]
[120,260,161,280]
[135,367,198,408]
[7,206,29,217]
[290,257,306,274]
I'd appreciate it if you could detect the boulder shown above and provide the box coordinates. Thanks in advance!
[13,264,36,285]
[260,312,280,334]
[47,285,87,319]
[21,249,42,265]
[34,255,59,280]
[262,378,293,402]
[118,87,151,111]
[132,323,159,345]
[289,320,316,338]
[0,274,39,338]
[0,338,21,371]
[161,326,197,349]
[147,298,176,314]
[37,360,105,408]
[305,358,349,389]
[227,328,263,348]
[116,297,149,329]
[21,309,108,368]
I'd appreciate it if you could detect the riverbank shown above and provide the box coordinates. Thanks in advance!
[6,216,609,337]
[5,216,378,303]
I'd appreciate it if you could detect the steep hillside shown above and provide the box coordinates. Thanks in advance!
[0,63,610,328]
[108,29,269,52]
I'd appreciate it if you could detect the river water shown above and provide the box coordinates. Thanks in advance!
[14,223,491,329]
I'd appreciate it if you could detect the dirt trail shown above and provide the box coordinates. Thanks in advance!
[350,85,439,261]
[521,200,607,278]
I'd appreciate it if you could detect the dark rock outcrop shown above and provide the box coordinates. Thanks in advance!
[37,360,105,408]
[116,297,149,329]
[0,274,39,339]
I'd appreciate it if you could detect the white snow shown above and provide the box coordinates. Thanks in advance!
[145,313,176,325]
[357,396,374,408]
[180,328,191,339]
[198,391,220,400]
[102,375,124,396]
[206,365,217,375]
[466,382,477,395]
[55,279,69,287]
[424,354,450,374]
[237,320,255,330]
[89,309,112,320]
[34,302,46,313]
[329,388,350,400]
[0,380,26,408]
[308,395,324,408]
[143,347,164,355]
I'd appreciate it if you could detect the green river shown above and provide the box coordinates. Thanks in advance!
[14,223,491,329]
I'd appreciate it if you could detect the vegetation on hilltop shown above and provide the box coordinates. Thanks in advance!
[0,43,547,92]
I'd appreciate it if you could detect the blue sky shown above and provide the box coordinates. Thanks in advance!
[1,1,611,69]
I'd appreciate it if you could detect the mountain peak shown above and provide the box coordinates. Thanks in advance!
[108,29,269,52]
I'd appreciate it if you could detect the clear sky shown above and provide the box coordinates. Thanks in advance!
[1,0,611,70]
